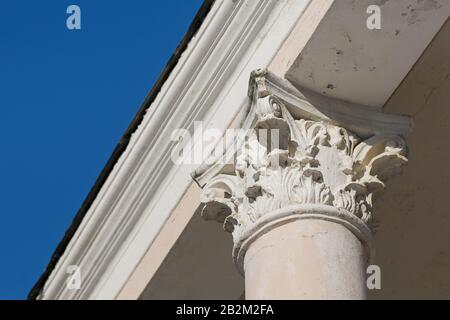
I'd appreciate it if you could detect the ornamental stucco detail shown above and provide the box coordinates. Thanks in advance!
[193,69,412,260]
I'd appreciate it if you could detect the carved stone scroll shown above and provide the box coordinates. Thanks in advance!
[192,69,412,273]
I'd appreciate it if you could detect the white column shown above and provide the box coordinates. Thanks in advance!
[194,70,410,300]
[244,218,367,299]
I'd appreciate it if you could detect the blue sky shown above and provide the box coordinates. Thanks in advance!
[0,0,203,299]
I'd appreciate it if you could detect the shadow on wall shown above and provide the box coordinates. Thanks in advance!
[370,17,450,299]
[139,205,244,300]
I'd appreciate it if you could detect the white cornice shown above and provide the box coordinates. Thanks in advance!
[39,0,312,299]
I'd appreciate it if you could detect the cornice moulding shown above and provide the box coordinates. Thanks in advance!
[38,0,312,300]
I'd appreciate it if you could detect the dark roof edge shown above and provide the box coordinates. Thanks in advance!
[28,0,215,300]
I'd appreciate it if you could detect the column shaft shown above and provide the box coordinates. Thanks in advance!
[244,219,367,299]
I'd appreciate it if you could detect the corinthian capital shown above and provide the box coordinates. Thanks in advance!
[192,69,412,273]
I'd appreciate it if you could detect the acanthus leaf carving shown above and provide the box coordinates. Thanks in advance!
[194,69,412,255]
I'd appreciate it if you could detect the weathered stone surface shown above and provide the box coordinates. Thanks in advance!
[193,70,411,272]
